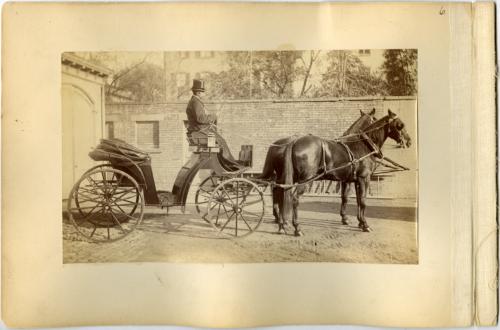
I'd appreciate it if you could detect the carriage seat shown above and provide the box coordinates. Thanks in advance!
[183,120,216,147]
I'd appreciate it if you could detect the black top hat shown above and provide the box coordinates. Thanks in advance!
[191,79,205,92]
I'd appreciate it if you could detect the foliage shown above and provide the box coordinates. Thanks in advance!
[296,50,321,97]
[78,49,418,103]
[206,52,252,99]
[316,51,387,97]
[381,49,417,96]
[251,51,302,98]
[110,62,165,103]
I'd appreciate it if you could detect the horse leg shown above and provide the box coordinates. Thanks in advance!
[354,178,371,232]
[272,186,280,224]
[276,187,287,235]
[292,187,305,237]
[340,181,350,225]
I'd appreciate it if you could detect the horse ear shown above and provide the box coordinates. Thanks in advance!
[388,109,395,117]
[360,109,365,116]
[369,108,376,115]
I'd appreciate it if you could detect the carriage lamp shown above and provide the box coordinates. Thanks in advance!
[207,132,216,148]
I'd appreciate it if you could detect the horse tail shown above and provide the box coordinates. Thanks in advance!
[259,147,276,180]
[281,141,295,223]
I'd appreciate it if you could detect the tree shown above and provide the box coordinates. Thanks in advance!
[207,52,252,99]
[317,50,386,97]
[296,50,321,97]
[251,51,302,98]
[112,62,165,103]
[381,49,417,96]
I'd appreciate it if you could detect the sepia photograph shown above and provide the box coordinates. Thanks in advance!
[6,2,496,327]
[62,49,418,264]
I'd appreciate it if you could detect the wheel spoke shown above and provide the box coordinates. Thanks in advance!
[221,203,231,219]
[109,198,138,206]
[239,213,253,231]
[69,202,104,212]
[241,209,263,218]
[215,203,221,225]
[108,207,139,221]
[111,188,138,200]
[89,225,97,238]
[75,193,104,204]
[110,173,124,195]
[197,192,213,200]
[235,213,238,236]
[111,200,127,215]
[77,186,103,196]
[109,208,127,234]
[239,186,254,202]
[220,186,235,207]
[241,198,264,207]
[220,212,235,231]
[236,181,239,205]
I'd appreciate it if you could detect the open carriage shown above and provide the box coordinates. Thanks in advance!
[66,126,266,242]
[66,110,412,242]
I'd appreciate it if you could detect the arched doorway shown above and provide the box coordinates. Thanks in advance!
[62,84,101,197]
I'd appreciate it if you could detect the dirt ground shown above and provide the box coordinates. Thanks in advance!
[63,196,418,264]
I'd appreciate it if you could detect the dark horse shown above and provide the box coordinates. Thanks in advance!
[265,110,411,236]
[260,109,377,229]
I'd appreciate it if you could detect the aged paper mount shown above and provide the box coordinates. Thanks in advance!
[2,2,497,328]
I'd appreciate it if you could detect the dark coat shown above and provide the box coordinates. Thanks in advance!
[186,95,216,131]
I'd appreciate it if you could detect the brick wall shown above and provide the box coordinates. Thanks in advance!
[106,96,417,198]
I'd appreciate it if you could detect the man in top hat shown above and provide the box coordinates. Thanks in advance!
[186,79,217,132]
[186,79,238,165]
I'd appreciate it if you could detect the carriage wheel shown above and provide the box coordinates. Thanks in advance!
[67,168,144,243]
[75,164,140,217]
[206,178,265,238]
[195,175,229,215]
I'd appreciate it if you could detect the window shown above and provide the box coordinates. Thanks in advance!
[358,49,371,55]
[136,121,159,149]
[194,51,201,58]
[179,51,190,59]
[105,121,114,139]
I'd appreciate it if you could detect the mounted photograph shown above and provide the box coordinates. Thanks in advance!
[61,49,418,264]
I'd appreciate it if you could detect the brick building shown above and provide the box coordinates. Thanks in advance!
[105,96,417,199]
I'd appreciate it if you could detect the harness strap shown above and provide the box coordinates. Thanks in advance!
[361,132,383,158]
[321,140,327,174]
[337,141,357,180]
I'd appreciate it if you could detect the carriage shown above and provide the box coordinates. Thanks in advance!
[66,125,266,242]
[66,110,411,242]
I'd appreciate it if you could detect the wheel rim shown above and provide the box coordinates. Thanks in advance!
[206,178,265,238]
[67,168,144,242]
[195,175,227,215]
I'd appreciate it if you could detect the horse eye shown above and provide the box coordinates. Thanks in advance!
[398,123,404,130]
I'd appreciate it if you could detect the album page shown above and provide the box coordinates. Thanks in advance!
[2,2,493,327]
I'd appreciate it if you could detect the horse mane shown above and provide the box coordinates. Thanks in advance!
[360,114,393,147]
[343,113,374,136]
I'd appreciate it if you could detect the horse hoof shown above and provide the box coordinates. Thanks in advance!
[341,219,350,225]
[294,230,304,237]
[278,228,286,235]
[362,227,372,232]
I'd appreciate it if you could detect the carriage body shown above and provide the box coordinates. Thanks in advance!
[87,138,161,206]
[66,130,266,242]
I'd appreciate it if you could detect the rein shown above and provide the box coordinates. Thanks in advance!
[258,116,401,190]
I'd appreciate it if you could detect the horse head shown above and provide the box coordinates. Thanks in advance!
[387,109,411,148]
